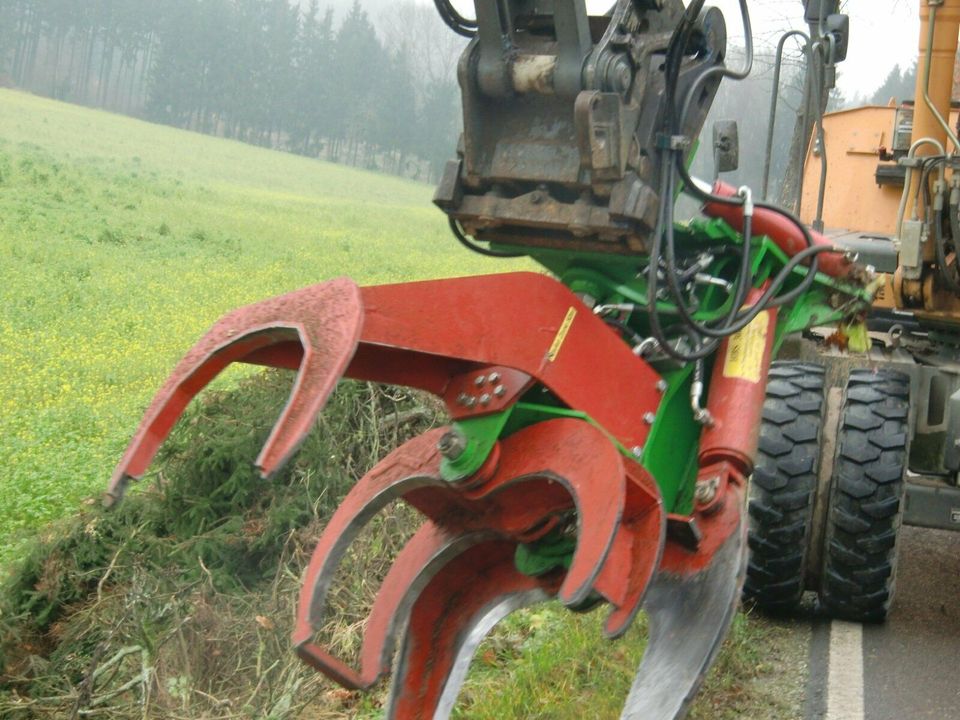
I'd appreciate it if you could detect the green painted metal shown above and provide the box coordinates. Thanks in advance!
[440,411,514,482]
[481,217,871,513]
[514,528,577,577]
[484,215,876,581]
[639,364,701,514]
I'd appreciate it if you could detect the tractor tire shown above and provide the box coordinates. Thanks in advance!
[744,362,826,613]
[818,369,910,622]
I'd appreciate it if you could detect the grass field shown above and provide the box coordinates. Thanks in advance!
[0,88,519,557]
[0,90,809,719]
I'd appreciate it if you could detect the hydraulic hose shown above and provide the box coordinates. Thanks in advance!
[449,219,523,258]
[703,180,853,279]
[433,0,477,37]
[895,138,947,239]
[762,30,811,202]
[938,194,960,292]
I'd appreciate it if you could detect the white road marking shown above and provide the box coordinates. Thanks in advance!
[826,620,865,720]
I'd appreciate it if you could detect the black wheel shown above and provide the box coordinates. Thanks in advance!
[744,362,826,612]
[819,369,910,622]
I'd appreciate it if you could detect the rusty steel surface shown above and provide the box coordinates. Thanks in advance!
[436,0,728,255]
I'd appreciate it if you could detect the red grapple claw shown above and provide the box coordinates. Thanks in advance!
[387,539,558,719]
[106,278,363,503]
[292,418,665,711]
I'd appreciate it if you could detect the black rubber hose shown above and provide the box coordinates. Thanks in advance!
[433,0,477,37]
[449,219,523,258]
[936,198,960,292]
[675,152,824,304]
[602,317,647,347]
[646,151,720,362]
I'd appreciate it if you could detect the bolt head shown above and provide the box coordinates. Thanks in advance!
[479,393,491,406]
[437,430,468,460]
[488,371,501,384]
[631,446,643,458]
[643,412,657,425]
[493,385,506,397]
[656,380,668,393]
[474,375,486,387]
[695,476,721,504]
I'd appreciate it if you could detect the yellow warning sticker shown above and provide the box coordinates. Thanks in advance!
[547,307,577,362]
[722,312,769,383]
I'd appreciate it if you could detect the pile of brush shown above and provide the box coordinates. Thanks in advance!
[0,373,439,719]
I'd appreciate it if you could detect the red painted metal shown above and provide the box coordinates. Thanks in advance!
[388,539,560,719]
[703,180,854,279]
[108,272,664,504]
[104,268,760,717]
[106,278,364,503]
[292,418,663,703]
[659,465,746,576]
[441,366,535,420]
[351,273,663,452]
[698,287,779,477]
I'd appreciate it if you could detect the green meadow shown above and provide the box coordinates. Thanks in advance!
[0,88,518,556]
[0,89,809,719]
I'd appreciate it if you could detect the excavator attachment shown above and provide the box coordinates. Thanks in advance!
[105,0,875,716]
[107,271,754,718]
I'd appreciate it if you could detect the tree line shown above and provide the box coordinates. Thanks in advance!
[0,0,464,180]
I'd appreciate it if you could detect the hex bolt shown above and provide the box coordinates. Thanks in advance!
[488,372,501,384]
[656,380,668,393]
[464,397,477,408]
[437,430,468,460]
[493,385,506,398]
[474,375,486,387]
[695,475,721,505]
[479,393,492,406]
[456,393,470,406]
[643,412,657,425]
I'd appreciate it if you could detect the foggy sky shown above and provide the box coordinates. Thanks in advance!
[324,0,922,103]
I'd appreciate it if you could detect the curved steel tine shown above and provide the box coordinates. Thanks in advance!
[433,588,551,718]
[466,418,626,607]
[107,278,364,503]
[297,523,498,689]
[469,419,664,628]
[293,429,457,643]
[386,539,561,719]
[619,493,748,720]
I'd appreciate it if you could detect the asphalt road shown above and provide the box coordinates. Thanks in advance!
[807,526,960,720]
